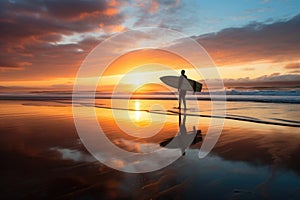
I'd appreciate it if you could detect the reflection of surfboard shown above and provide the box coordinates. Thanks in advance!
[160,130,202,148]
[160,76,202,92]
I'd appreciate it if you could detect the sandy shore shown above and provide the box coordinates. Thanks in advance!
[1,100,300,199]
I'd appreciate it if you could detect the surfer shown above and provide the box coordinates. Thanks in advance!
[160,73,202,107]
[178,70,187,110]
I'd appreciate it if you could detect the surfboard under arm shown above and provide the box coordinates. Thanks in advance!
[160,76,202,92]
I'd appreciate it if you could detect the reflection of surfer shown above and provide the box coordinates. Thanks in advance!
[178,111,196,156]
[178,70,187,110]
[179,111,187,155]
[159,112,200,156]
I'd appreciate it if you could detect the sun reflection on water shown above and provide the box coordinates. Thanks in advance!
[135,101,141,121]
[130,100,151,127]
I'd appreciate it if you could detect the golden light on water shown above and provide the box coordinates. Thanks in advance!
[135,101,141,121]
[128,100,151,127]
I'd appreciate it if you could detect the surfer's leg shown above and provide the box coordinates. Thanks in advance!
[178,96,181,109]
[178,92,182,109]
[183,97,186,109]
[183,92,187,109]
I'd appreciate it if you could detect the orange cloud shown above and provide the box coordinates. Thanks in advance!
[99,24,125,33]
[0,66,24,72]
[285,63,300,69]
[103,8,119,16]
[108,0,118,7]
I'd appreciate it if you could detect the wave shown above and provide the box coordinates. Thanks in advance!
[1,89,300,103]
[207,89,300,96]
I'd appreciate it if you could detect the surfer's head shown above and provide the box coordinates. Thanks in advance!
[181,70,185,75]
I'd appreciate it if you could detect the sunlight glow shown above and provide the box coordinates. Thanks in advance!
[135,101,141,121]
[126,100,152,127]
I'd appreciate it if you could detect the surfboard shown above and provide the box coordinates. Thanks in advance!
[160,76,202,92]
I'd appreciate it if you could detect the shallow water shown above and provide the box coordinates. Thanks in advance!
[1,99,300,199]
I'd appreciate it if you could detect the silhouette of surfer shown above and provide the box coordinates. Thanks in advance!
[178,70,187,110]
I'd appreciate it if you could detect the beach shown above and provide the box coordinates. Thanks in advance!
[1,0,300,199]
[1,96,300,199]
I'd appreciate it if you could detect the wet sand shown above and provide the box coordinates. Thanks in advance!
[1,100,300,199]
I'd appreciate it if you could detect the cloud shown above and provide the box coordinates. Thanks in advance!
[284,63,300,74]
[0,0,125,78]
[284,63,300,69]
[222,74,300,88]
[289,70,300,74]
[0,0,124,41]
[134,0,179,14]
[43,0,109,19]
[133,0,181,27]
[1,0,299,85]
[195,14,300,66]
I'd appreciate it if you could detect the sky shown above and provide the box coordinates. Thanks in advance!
[0,0,299,91]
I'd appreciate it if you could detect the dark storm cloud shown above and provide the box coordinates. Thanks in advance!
[195,14,300,66]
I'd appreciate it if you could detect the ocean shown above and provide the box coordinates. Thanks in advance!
[0,88,300,199]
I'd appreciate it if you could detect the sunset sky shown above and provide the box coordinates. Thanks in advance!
[0,0,299,91]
